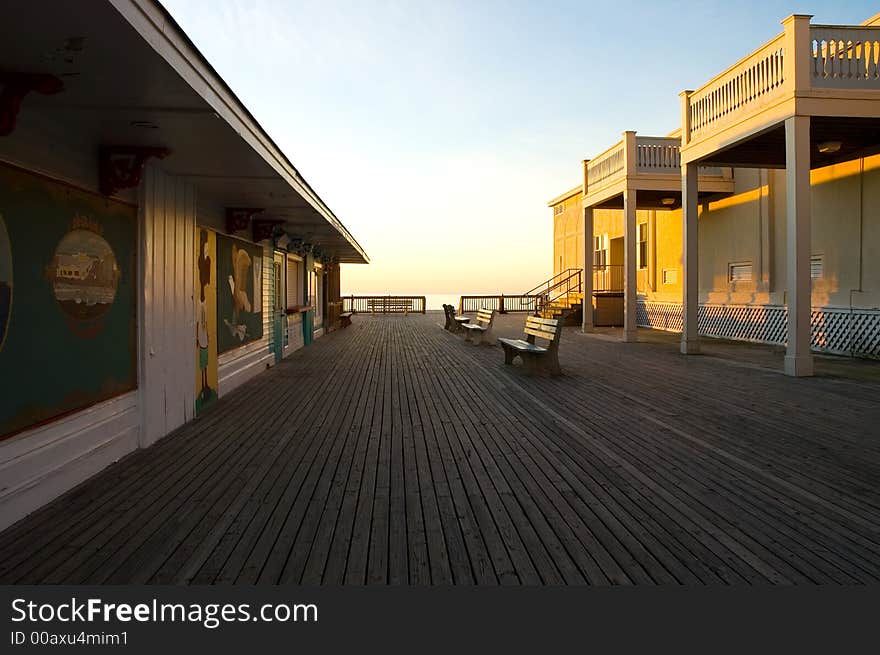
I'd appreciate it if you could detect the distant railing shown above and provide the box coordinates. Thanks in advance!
[586,136,729,191]
[687,32,786,142]
[593,265,624,293]
[811,26,880,87]
[458,295,538,314]
[586,141,625,186]
[343,295,426,314]
[636,137,680,172]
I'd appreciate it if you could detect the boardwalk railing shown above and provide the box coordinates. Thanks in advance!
[459,294,539,314]
[343,295,426,314]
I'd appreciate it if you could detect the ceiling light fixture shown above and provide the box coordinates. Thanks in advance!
[130,120,159,129]
[660,197,676,206]
[818,140,841,154]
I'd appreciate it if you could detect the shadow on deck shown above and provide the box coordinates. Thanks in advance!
[1,312,879,584]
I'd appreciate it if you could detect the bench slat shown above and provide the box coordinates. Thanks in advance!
[498,338,547,353]
[524,327,557,340]
[526,316,558,328]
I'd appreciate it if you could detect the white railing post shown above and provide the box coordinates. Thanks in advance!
[782,15,813,94]
[582,158,590,196]
[680,90,693,147]
[623,130,637,178]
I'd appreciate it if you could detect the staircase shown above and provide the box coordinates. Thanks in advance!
[525,269,583,325]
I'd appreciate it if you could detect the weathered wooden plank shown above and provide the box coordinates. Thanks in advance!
[3,314,880,586]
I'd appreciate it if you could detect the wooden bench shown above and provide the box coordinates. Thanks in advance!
[498,316,562,375]
[339,312,353,328]
[461,308,495,345]
[367,298,412,314]
[443,304,470,333]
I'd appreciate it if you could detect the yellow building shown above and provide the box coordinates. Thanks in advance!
[552,157,880,347]
[550,13,880,367]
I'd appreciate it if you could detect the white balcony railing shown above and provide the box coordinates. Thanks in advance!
[684,17,880,146]
[811,26,880,87]
[635,137,680,172]
[586,141,625,187]
[687,33,786,143]
[585,135,728,195]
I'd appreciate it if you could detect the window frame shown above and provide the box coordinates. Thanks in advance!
[637,222,648,270]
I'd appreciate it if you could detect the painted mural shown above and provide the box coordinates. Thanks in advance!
[0,213,11,354]
[217,233,262,353]
[195,228,218,413]
[47,221,119,321]
[0,164,137,440]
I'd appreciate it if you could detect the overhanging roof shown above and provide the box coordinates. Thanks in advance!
[0,0,368,263]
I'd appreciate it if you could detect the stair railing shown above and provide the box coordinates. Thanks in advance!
[524,268,582,299]
[536,269,582,316]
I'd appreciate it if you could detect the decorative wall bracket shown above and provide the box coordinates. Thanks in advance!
[225,207,263,234]
[99,145,170,196]
[252,218,284,242]
[0,72,63,136]
[287,238,305,256]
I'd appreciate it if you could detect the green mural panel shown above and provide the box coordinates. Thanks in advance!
[0,164,137,440]
[216,233,263,353]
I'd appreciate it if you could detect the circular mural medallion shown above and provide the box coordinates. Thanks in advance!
[0,214,11,352]
[49,228,119,320]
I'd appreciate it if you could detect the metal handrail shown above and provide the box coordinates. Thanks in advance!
[536,269,582,315]
[525,268,582,297]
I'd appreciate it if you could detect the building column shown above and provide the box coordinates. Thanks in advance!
[623,187,638,342]
[784,115,814,377]
[582,206,594,332]
[681,162,700,354]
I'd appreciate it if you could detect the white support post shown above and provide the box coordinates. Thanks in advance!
[623,187,638,342]
[681,162,700,354]
[582,206,594,333]
[622,131,638,342]
[784,115,814,377]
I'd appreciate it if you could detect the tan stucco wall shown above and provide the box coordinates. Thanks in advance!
[551,192,583,276]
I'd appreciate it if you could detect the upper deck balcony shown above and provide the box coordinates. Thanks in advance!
[681,15,880,167]
[583,132,732,210]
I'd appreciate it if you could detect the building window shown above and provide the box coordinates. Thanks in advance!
[811,255,823,279]
[638,223,648,269]
[286,255,303,308]
[729,262,753,283]
[593,235,607,267]
[662,268,678,285]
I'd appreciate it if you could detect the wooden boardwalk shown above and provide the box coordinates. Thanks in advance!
[2,313,880,584]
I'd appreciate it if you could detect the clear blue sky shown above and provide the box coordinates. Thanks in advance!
[162,0,878,294]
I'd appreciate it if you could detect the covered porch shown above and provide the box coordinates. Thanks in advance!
[680,14,880,375]
[2,313,878,585]
[581,132,733,340]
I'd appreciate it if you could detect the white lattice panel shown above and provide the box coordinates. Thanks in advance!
[637,301,880,358]
[637,301,682,332]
